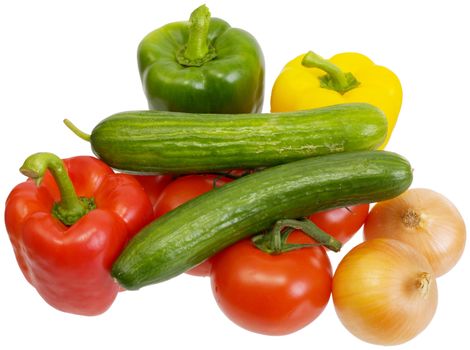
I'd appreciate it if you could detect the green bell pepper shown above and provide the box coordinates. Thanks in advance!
[137,5,265,113]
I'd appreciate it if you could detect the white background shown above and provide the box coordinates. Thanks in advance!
[1,0,469,349]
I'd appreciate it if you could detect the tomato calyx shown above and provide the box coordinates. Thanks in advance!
[252,218,342,254]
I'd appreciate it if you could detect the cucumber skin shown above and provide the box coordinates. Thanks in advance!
[112,150,413,290]
[90,103,387,174]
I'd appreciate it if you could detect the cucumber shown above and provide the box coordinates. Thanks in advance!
[68,103,387,174]
[112,150,413,290]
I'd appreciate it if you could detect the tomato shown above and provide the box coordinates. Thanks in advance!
[133,175,173,218]
[210,230,332,335]
[309,204,369,244]
[224,169,256,177]
[154,174,232,276]
[153,174,231,219]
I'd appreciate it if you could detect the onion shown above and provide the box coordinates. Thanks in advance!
[332,238,438,345]
[363,188,466,276]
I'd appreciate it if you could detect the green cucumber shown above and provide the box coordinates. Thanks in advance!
[112,150,413,290]
[66,103,387,173]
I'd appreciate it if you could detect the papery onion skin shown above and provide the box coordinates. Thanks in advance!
[363,188,466,276]
[332,238,438,345]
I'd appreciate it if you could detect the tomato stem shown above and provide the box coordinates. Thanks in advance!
[252,218,342,254]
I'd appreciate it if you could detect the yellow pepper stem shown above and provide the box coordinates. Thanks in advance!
[302,51,360,94]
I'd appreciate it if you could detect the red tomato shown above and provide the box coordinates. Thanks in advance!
[154,174,232,276]
[309,204,369,244]
[224,169,256,177]
[210,230,332,335]
[154,174,231,219]
[133,175,173,218]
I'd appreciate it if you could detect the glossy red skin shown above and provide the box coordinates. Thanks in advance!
[210,230,332,335]
[4,156,153,315]
[153,174,232,218]
[309,204,370,244]
[154,174,232,276]
[133,174,173,218]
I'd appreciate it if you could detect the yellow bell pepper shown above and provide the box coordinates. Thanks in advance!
[271,51,402,149]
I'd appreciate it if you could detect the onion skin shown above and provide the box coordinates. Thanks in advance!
[332,238,438,345]
[363,188,466,276]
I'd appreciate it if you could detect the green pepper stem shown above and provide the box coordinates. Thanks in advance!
[302,51,360,94]
[176,4,217,67]
[63,119,91,142]
[20,152,95,226]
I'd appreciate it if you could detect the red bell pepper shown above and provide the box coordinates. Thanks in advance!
[4,152,153,315]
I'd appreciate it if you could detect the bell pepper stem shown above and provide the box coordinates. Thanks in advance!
[20,152,95,226]
[302,51,360,94]
[177,4,217,66]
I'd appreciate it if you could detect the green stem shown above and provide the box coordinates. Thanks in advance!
[276,218,342,252]
[301,51,360,94]
[63,119,91,142]
[176,4,217,67]
[20,152,95,226]
[252,218,342,254]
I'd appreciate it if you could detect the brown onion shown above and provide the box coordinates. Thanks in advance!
[363,188,466,276]
[333,238,438,345]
